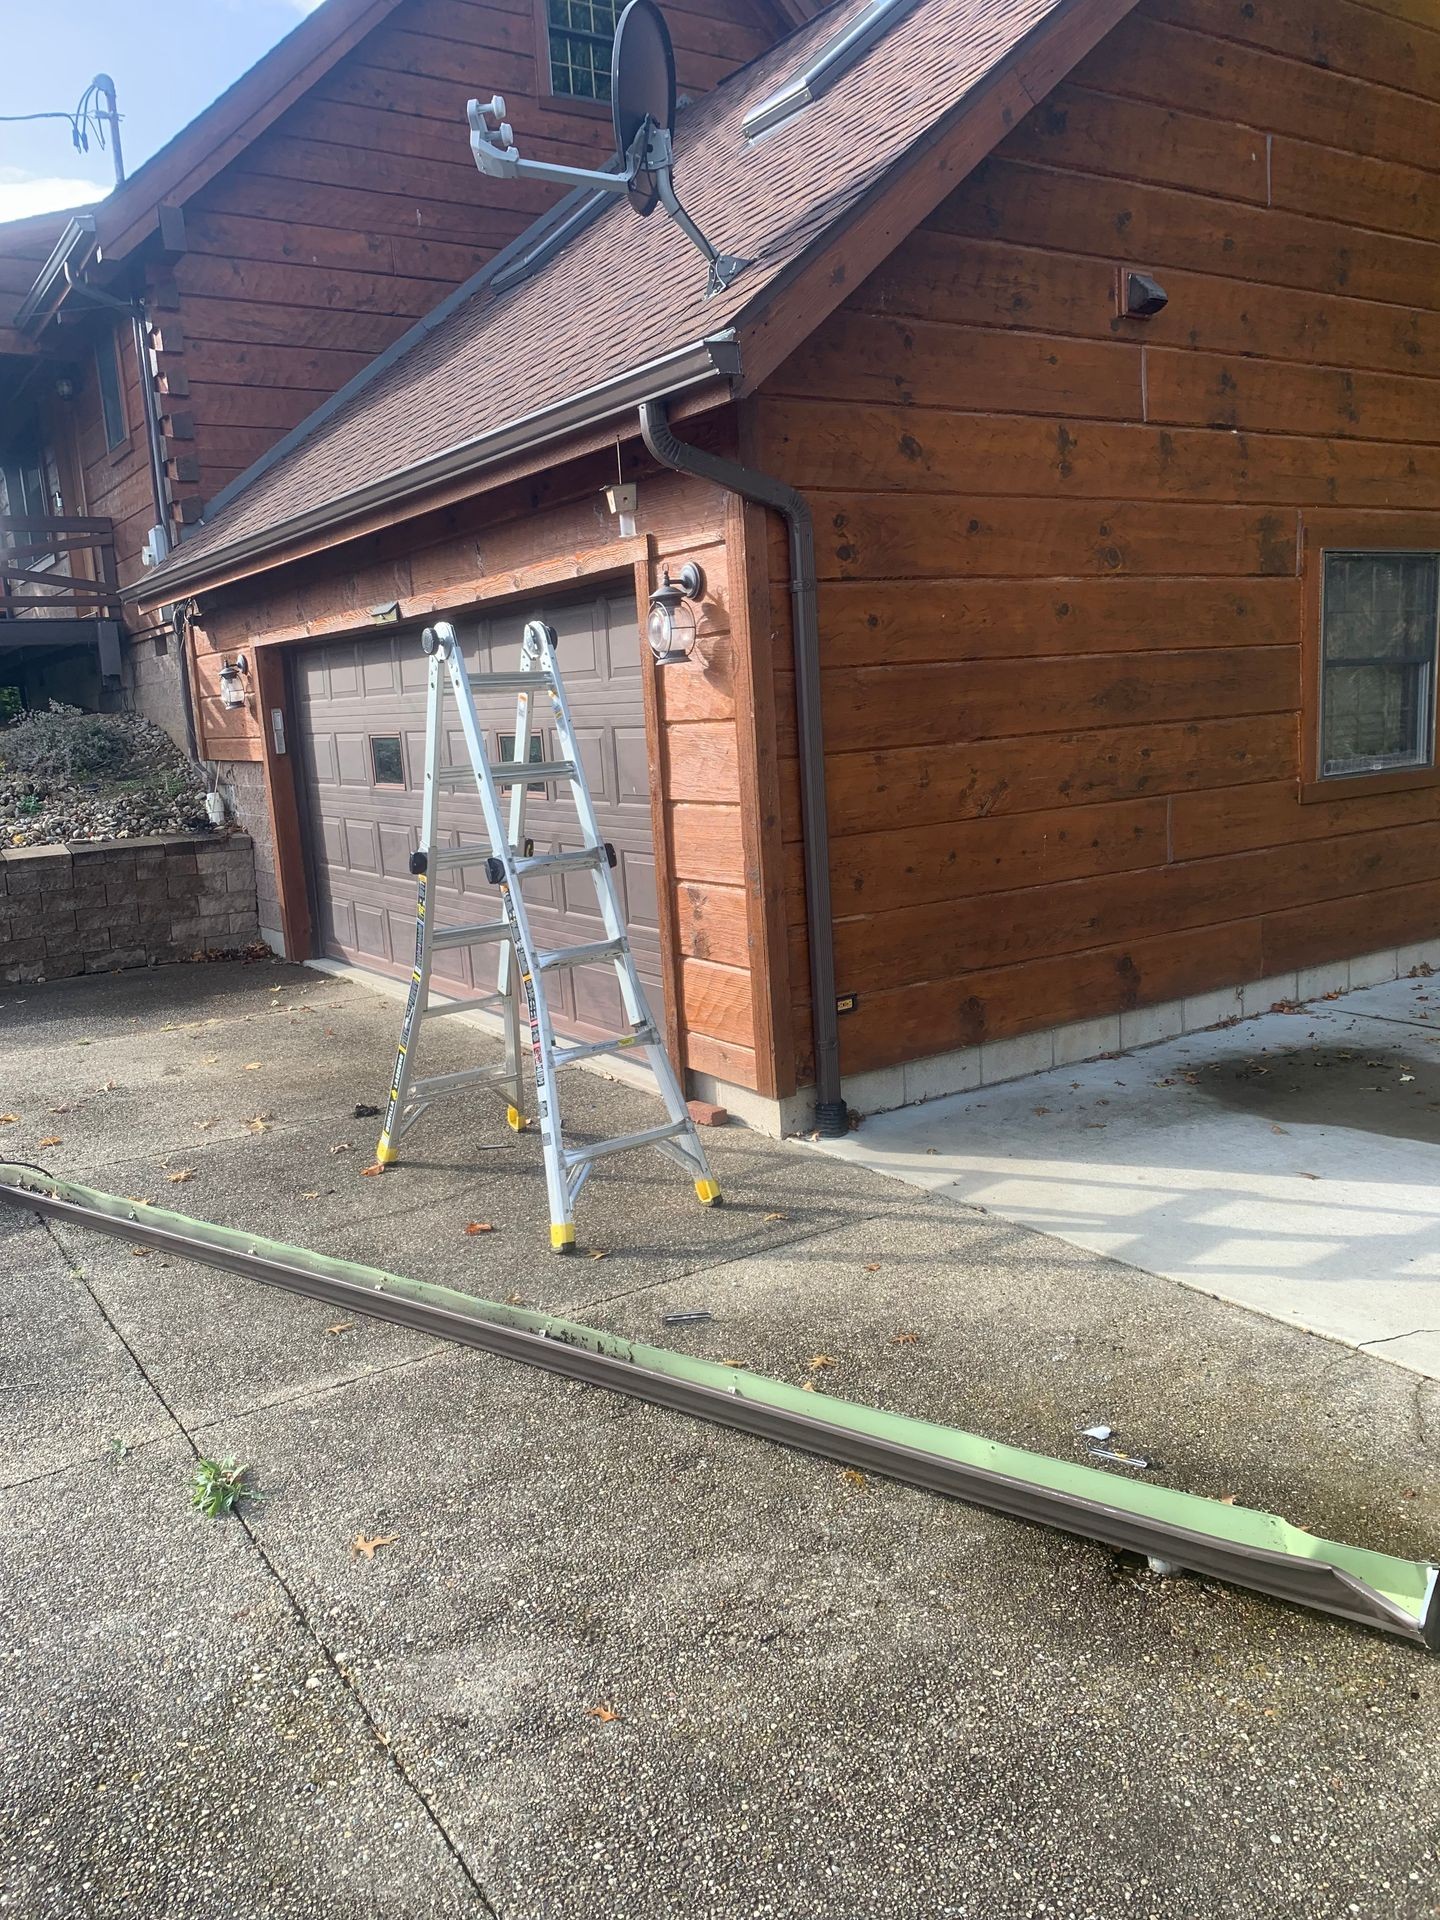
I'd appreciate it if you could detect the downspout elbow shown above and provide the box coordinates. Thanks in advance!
[638,398,846,1137]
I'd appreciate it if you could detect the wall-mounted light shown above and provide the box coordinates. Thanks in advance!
[54,375,76,400]
[218,653,250,711]
[647,562,704,665]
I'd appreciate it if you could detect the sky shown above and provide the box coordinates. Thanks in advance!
[0,0,325,222]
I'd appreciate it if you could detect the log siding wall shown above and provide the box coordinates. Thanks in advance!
[754,0,1440,1086]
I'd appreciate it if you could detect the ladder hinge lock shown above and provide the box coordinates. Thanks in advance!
[484,856,507,885]
[408,850,428,876]
[604,842,617,869]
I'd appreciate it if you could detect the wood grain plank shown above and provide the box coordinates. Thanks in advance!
[770,311,1143,417]
[810,576,1301,667]
[811,494,1300,580]
[759,400,1440,508]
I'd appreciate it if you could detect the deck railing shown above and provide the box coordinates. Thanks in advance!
[0,515,120,622]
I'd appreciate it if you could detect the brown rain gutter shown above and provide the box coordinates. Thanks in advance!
[639,399,845,1137]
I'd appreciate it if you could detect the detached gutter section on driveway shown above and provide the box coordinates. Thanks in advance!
[4,1161,1435,1648]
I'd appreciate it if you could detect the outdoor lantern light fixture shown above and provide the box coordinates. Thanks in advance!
[218,654,250,711]
[647,563,704,664]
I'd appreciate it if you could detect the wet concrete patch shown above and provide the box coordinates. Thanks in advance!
[1192,1040,1440,1146]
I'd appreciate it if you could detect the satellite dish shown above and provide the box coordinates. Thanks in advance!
[466,3,749,296]
[612,0,675,217]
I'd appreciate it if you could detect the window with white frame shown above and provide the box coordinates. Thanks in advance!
[1319,550,1440,779]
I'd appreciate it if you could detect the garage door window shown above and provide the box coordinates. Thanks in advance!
[369,734,406,788]
[499,731,548,792]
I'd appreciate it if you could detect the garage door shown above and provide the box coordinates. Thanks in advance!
[294,588,664,1042]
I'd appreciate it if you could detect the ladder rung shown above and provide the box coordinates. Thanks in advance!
[431,921,512,951]
[535,936,626,972]
[467,670,556,692]
[411,1064,516,1099]
[428,845,491,871]
[553,1027,654,1068]
[564,1119,691,1169]
[493,758,574,783]
[425,993,507,1017]
[513,847,604,879]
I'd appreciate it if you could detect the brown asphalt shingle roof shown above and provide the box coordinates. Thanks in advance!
[149,0,1084,588]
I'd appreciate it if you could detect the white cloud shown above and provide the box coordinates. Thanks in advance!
[288,0,326,11]
[0,169,105,223]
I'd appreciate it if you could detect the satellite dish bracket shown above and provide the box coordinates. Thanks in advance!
[468,96,750,298]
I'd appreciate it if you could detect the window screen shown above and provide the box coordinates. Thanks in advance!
[1320,551,1439,779]
[547,0,621,100]
[95,329,127,450]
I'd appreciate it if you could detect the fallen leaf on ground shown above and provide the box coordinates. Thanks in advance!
[721,1358,744,1368]
[463,1222,494,1235]
[302,1191,321,1200]
[360,1164,385,1178]
[326,1322,353,1335]
[350,1533,398,1559]
[862,1262,881,1272]
[585,1705,619,1724]
[243,1063,263,1072]
[808,1354,836,1371]
[196,1117,218,1131]
[1032,1106,1051,1117]
[891,1331,920,1345]
[801,1380,817,1392]
[330,1142,352,1155]
[167,1169,195,1184]
[0,1115,16,1125]
[130,1248,151,1260]
[1219,1494,1237,1505]
[245,1115,272,1135]
[202,1056,219,1066]
[1401,1072,1416,1084]
[1270,1124,1289,1136]
[37,1136,61,1148]
[841,1468,867,1489]
[763,1211,786,1222]
[505,1291,526,1305]
[588,1248,609,1260]
[924,1147,939,1156]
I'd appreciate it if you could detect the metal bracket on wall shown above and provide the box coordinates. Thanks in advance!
[2,1160,1434,1650]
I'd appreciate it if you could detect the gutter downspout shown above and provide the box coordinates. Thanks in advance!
[639,399,846,1138]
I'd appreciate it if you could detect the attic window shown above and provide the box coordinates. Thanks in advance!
[742,0,921,141]
[546,0,622,102]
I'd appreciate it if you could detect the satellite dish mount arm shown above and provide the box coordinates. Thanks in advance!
[468,97,750,297]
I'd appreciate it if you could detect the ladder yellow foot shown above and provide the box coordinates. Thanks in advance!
[694,1177,722,1207]
[506,1105,527,1132]
[550,1223,576,1254]
[375,1140,398,1166]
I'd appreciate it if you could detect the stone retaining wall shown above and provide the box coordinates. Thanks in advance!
[0,834,259,984]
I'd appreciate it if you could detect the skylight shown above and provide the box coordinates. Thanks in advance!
[741,0,922,141]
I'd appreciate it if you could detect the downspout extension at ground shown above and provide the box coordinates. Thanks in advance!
[638,398,846,1138]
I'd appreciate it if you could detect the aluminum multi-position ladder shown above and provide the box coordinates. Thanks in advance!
[375,618,721,1251]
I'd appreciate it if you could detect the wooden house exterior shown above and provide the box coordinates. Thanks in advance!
[133,0,1440,1136]
[0,0,802,732]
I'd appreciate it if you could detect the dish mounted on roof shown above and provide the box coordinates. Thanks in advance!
[468,0,751,298]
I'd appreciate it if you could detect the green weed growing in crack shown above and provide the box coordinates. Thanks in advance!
[189,1457,254,1520]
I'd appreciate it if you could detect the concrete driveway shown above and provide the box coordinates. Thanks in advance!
[815,974,1440,1379]
[2,961,1438,1919]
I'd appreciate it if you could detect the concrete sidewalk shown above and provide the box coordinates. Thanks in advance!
[2,961,1438,1920]
[814,974,1440,1379]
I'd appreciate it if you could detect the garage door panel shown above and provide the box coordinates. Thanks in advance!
[326,650,360,698]
[298,588,666,1045]
[335,733,369,785]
